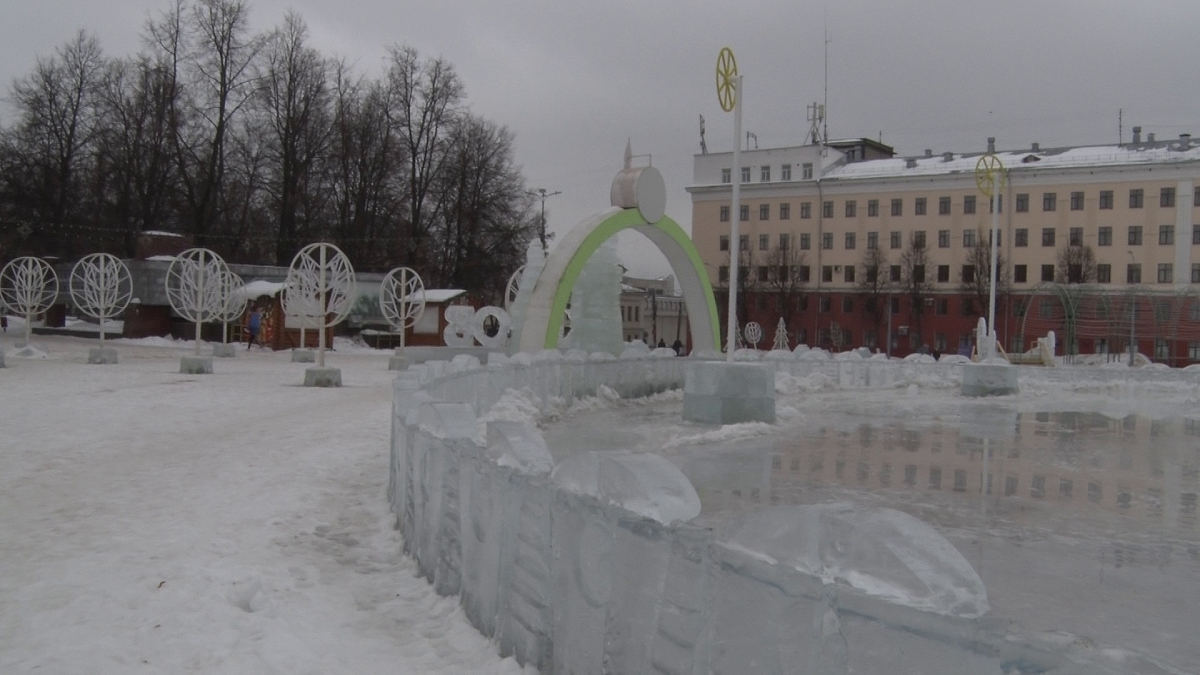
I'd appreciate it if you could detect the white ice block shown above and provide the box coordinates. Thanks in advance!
[486,420,554,475]
[960,361,1019,397]
[682,361,776,425]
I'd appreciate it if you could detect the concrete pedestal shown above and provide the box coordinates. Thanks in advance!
[212,343,237,358]
[683,361,776,425]
[291,349,315,363]
[88,347,119,364]
[961,361,1019,397]
[388,352,410,371]
[304,366,342,387]
[180,355,213,374]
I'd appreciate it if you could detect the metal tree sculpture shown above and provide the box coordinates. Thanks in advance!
[217,270,248,344]
[284,243,356,367]
[0,256,59,348]
[379,267,425,353]
[69,253,132,346]
[165,248,230,355]
[772,317,789,351]
[744,321,763,349]
[504,265,525,312]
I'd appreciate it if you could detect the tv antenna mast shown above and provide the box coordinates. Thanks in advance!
[806,102,825,146]
[699,114,708,154]
[746,131,758,149]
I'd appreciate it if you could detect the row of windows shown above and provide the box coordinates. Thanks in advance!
[721,163,815,184]
[717,261,1200,286]
[716,187,1199,223]
[719,224,1200,254]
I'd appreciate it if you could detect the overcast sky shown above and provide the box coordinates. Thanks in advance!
[3,0,1198,278]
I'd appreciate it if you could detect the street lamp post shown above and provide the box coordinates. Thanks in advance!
[974,153,1007,359]
[716,48,741,361]
[529,187,561,253]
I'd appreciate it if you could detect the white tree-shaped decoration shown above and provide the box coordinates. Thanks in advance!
[1,257,59,349]
[772,317,790,351]
[69,253,132,348]
[284,243,356,368]
[379,267,425,353]
[504,265,525,312]
[744,321,763,349]
[217,270,247,344]
[165,248,230,356]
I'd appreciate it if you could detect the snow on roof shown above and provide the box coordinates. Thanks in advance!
[141,230,184,237]
[823,142,1200,181]
[404,289,466,303]
[145,255,176,262]
[236,280,285,299]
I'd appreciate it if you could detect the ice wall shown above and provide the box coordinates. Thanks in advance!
[388,353,1133,674]
[560,238,623,355]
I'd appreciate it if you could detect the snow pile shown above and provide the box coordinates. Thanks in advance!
[663,421,775,449]
[775,371,837,395]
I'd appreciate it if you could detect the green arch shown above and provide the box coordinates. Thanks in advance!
[539,208,720,351]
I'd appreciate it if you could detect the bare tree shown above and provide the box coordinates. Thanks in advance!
[856,246,890,343]
[899,233,933,346]
[1055,244,1097,284]
[762,242,808,330]
[959,233,1011,316]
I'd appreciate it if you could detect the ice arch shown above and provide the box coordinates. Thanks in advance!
[517,206,720,353]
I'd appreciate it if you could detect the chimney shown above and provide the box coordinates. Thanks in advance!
[1148,132,1156,143]
[1132,126,1141,143]
[942,152,954,162]
[1031,142,1040,152]
[924,149,933,158]
[1180,133,1191,151]
[905,158,918,168]
[987,137,996,153]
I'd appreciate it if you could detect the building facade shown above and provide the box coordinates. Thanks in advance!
[619,275,689,348]
[689,131,1200,363]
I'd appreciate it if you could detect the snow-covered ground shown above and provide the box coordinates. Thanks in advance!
[0,333,531,674]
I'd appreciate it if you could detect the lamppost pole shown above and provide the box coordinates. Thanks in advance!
[529,188,561,253]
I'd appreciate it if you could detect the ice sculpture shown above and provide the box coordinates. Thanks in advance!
[507,239,544,353]
[561,238,623,355]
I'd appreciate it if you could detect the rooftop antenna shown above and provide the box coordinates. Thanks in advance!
[823,6,830,144]
[746,131,758,149]
[1118,108,1123,146]
[699,114,708,154]
[806,102,825,145]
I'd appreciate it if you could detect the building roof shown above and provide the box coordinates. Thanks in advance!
[403,289,466,304]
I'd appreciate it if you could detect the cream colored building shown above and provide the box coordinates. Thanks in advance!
[619,275,688,347]
[688,131,1200,361]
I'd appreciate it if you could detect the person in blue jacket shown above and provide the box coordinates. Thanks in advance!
[246,306,262,349]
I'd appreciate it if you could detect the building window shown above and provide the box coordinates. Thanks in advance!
[1129,225,1142,245]
[779,233,790,250]
[844,266,855,283]
[739,234,748,251]
[1069,227,1083,246]
[963,195,976,214]
[1097,264,1111,283]
[1192,341,1200,360]
[1099,190,1113,209]
[913,265,926,283]
[779,203,790,220]
[962,264,976,284]
[759,234,769,251]
[1015,228,1028,247]
[740,205,749,221]
[890,265,901,283]
[1042,228,1056,246]
[1043,192,1057,211]
[759,204,770,221]
[1041,264,1055,282]
[912,230,926,248]
[822,232,833,250]
[721,168,731,183]
[758,266,770,282]
[719,235,729,251]
[1129,189,1144,208]
[799,233,811,250]
[845,232,856,250]
[741,167,751,182]
[867,199,879,217]
[1098,226,1112,246]
[802,163,813,179]
[800,202,812,219]
[781,164,792,181]
[798,266,811,282]
[1014,264,1027,283]
[937,265,950,283]
[1193,263,1200,283]
[1070,191,1084,210]
[1016,193,1029,212]
[1161,187,1175,208]
[845,200,857,218]
[1160,224,1174,245]
[1194,224,1200,244]
[1158,263,1173,283]
[939,196,951,215]
[819,296,831,312]
[961,298,976,316]
[963,229,976,248]
[990,197,1003,214]
[756,294,768,310]
[718,266,729,283]
[938,229,950,248]
[936,298,949,315]
[1127,263,1141,284]
[821,266,833,283]
[890,296,901,314]
[915,197,927,215]
[867,231,878,249]
[823,201,834,218]
[891,198,903,216]
[761,165,771,182]
[719,206,729,222]
[1155,338,1170,360]
[890,231,902,249]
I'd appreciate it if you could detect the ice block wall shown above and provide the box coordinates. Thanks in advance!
[390,351,1143,674]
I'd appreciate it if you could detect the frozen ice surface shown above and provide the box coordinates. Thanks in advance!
[725,504,989,617]
[486,420,554,475]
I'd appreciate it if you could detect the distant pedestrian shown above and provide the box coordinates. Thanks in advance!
[246,307,262,349]
[672,338,684,356]
[657,339,666,349]
[1,314,6,332]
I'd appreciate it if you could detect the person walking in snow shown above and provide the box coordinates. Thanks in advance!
[246,306,263,349]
